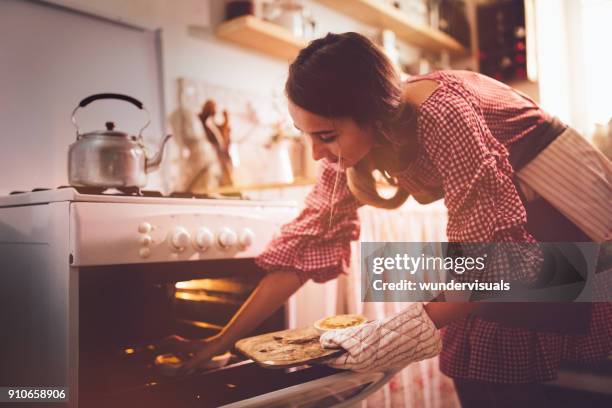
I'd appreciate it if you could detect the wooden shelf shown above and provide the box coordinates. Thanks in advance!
[315,0,466,54]
[216,15,308,61]
[201,177,317,195]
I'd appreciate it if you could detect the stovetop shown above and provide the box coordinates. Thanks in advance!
[0,186,295,208]
[10,186,223,199]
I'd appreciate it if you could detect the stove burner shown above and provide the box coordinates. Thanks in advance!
[10,187,53,195]
[60,186,108,195]
[10,186,243,200]
[116,186,142,196]
[166,191,210,199]
[61,186,217,198]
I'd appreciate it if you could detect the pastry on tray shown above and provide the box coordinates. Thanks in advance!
[313,314,367,334]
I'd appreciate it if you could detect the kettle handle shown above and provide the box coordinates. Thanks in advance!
[71,93,151,139]
[78,93,144,109]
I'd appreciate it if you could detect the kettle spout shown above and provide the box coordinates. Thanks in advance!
[145,134,172,173]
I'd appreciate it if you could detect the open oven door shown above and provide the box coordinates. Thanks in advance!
[219,368,398,408]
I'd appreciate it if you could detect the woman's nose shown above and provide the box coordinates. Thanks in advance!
[311,140,328,161]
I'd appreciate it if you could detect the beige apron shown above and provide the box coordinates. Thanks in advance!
[516,127,612,242]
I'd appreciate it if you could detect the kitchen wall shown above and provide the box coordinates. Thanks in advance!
[37,0,397,192]
[0,0,168,194]
[46,0,377,115]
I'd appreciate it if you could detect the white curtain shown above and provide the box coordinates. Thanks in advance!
[336,198,460,408]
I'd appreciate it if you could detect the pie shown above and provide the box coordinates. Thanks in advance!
[314,314,367,332]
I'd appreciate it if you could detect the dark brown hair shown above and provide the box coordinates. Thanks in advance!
[286,32,406,131]
[286,32,413,209]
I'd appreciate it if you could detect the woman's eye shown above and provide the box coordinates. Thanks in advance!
[318,133,337,143]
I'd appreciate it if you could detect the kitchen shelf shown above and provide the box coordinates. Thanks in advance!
[203,177,317,195]
[315,0,466,54]
[216,15,308,61]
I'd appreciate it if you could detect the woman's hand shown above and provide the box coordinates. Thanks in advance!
[157,334,229,376]
[176,335,229,376]
[158,334,214,354]
[155,270,302,376]
[319,303,442,373]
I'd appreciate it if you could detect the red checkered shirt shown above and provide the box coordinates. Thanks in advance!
[255,70,612,382]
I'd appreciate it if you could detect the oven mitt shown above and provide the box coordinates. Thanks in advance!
[319,303,441,372]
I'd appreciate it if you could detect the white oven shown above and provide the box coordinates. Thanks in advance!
[0,188,393,407]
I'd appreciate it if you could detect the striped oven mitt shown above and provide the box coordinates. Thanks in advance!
[319,303,441,373]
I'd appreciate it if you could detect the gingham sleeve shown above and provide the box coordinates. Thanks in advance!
[255,159,362,284]
[419,86,541,282]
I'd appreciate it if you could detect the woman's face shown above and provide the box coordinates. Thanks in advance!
[288,99,376,169]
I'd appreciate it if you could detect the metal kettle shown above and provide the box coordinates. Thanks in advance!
[68,93,171,189]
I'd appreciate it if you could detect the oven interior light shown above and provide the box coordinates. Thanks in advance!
[175,278,253,294]
[174,291,241,305]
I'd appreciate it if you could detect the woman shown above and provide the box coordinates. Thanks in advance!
[170,32,612,406]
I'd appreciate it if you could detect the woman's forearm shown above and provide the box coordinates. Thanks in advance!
[424,301,481,329]
[216,270,303,347]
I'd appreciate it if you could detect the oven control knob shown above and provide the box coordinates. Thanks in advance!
[140,235,152,246]
[170,227,191,251]
[194,228,214,251]
[217,228,238,249]
[138,222,152,234]
[239,228,255,248]
[139,247,151,259]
